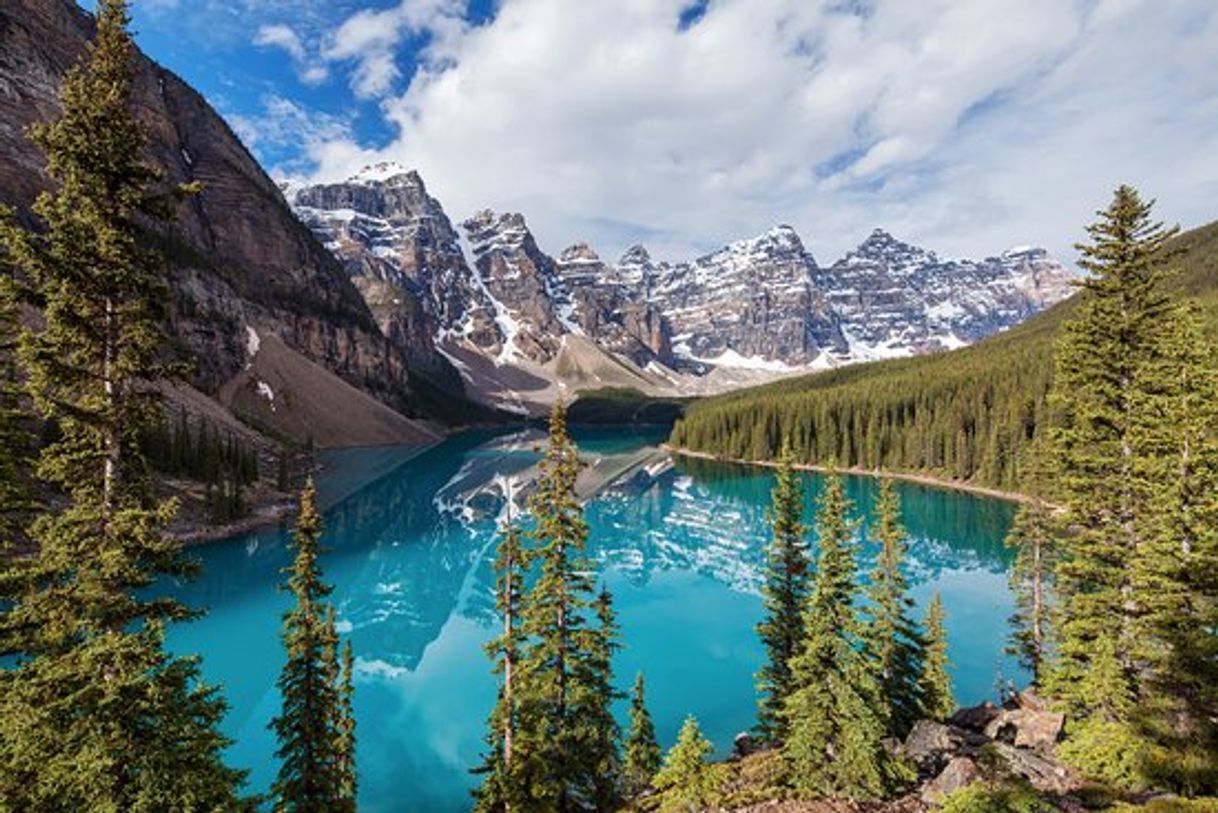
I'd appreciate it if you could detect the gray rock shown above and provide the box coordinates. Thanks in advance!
[989,742,1074,793]
[950,702,1003,733]
[984,709,1065,750]
[921,757,982,804]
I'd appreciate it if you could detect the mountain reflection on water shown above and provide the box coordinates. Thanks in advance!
[165,427,1022,813]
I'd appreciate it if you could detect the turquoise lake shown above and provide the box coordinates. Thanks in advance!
[164,427,1024,812]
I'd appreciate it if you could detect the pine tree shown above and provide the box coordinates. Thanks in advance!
[862,478,924,738]
[918,593,955,721]
[0,2,245,807]
[474,520,527,813]
[512,400,617,812]
[0,272,33,551]
[575,585,624,812]
[1046,186,1177,714]
[781,472,908,800]
[1004,497,1057,682]
[1127,304,1218,792]
[623,673,663,797]
[653,715,717,812]
[270,479,348,811]
[755,444,811,742]
[335,640,358,813]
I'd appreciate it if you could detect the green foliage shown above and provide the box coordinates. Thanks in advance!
[754,445,811,741]
[335,641,357,813]
[939,780,1054,813]
[568,387,690,426]
[1058,718,1148,792]
[862,478,924,738]
[918,592,955,721]
[0,3,247,807]
[1109,800,1218,812]
[623,674,663,797]
[653,715,718,812]
[1048,186,1177,718]
[1004,487,1058,681]
[781,472,911,800]
[269,479,356,812]
[475,402,623,812]
[0,275,34,551]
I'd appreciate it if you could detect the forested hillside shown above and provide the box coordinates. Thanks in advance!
[670,218,1218,492]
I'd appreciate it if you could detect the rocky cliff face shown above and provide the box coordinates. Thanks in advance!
[817,229,1077,358]
[287,167,1075,398]
[0,0,445,424]
[650,226,846,369]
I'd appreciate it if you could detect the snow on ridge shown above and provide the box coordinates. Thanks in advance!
[352,161,412,183]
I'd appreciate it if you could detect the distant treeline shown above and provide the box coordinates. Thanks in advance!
[671,219,1218,493]
[140,409,262,521]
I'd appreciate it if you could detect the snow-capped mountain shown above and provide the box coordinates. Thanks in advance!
[285,166,1076,409]
[818,229,1076,358]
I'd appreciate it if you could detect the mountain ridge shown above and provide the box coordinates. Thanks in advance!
[286,164,1077,414]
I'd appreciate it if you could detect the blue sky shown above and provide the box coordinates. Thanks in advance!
[112,0,1218,266]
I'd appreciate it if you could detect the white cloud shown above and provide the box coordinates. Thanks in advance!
[226,95,355,176]
[321,0,467,99]
[296,0,1218,266]
[254,23,330,85]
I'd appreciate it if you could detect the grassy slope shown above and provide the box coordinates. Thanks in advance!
[669,218,1218,490]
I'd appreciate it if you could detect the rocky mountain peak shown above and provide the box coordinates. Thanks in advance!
[850,228,934,270]
[558,242,601,266]
[619,244,653,266]
[351,161,417,185]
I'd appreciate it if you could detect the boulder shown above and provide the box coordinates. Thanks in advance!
[901,720,990,778]
[984,709,1065,750]
[949,702,1002,733]
[921,757,982,804]
[1015,688,1050,712]
[990,742,1074,794]
[733,732,756,758]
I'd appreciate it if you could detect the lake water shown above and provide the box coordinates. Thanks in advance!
[164,427,1024,812]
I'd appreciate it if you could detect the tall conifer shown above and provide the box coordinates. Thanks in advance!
[653,715,717,811]
[862,478,923,738]
[512,401,620,811]
[623,673,662,797]
[781,472,907,799]
[918,593,955,721]
[271,479,350,811]
[335,640,358,813]
[474,520,527,813]
[1046,186,1176,714]
[755,444,811,741]
[0,2,245,807]
[1127,304,1218,792]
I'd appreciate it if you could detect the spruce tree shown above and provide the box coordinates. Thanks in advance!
[781,472,908,800]
[862,478,923,738]
[576,585,624,812]
[0,273,32,550]
[270,479,349,811]
[0,2,245,807]
[335,640,358,813]
[623,673,663,797]
[653,715,717,811]
[918,593,955,721]
[513,401,617,811]
[1046,186,1176,715]
[473,521,527,813]
[1127,304,1218,792]
[755,444,811,741]
[1004,500,1057,683]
